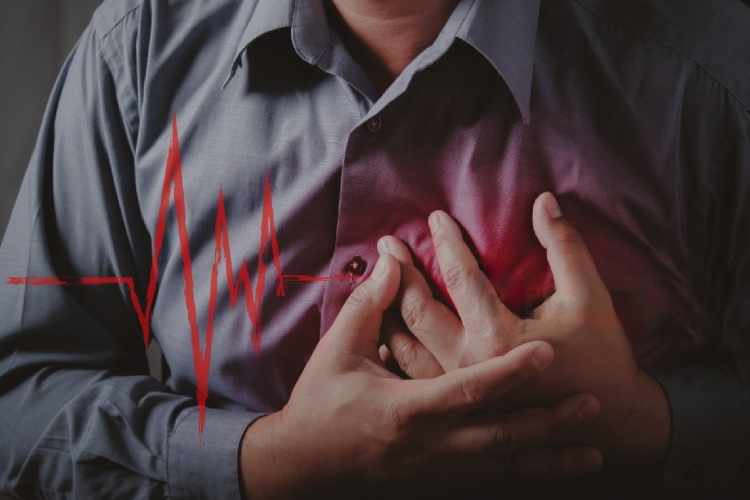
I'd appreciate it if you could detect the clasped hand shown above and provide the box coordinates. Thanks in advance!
[379,192,671,471]
[240,194,612,499]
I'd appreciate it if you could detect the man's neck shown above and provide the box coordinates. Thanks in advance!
[325,0,461,95]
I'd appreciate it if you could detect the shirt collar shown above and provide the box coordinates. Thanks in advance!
[457,0,542,124]
[225,0,337,87]
[225,0,542,123]
[223,0,297,88]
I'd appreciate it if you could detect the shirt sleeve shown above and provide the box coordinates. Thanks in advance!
[0,4,263,499]
[648,365,749,487]
[648,108,750,488]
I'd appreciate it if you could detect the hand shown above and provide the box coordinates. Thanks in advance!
[240,253,603,500]
[380,193,671,470]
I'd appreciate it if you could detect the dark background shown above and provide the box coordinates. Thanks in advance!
[0,0,101,239]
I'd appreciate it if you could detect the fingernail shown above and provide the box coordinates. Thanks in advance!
[573,449,603,475]
[531,344,554,370]
[576,398,600,423]
[377,237,391,256]
[543,193,563,219]
[370,256,386,280]
[428,211,443,233]
[378,344,390,361]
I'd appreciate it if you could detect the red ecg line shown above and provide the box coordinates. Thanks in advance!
[7,114,355,438]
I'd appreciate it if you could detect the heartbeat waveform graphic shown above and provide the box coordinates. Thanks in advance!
[7,114,356,437]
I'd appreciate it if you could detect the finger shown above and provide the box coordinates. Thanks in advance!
[378,344,410,379]
[399,262,464,369]
[531,193,607,302]
[330,253,401,361]
[377,236,414,265]
[447,392,600,454]
[428,211,517,336]
[378,342,394,365]
[490,392,600,448]
[402,341,554,418]
[378,235,464,369]
[381,310,445,379]
[505,446,603,480]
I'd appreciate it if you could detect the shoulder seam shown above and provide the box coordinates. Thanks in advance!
[572,0,750,114]
[93,4,142,42]
[91,8,141,145]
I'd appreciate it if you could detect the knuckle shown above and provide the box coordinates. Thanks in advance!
[343,285,372,314]
[457,371,488,406]
[392,337,420,375]
[441,259,477,294]
[384,398,412,435]
[493,426,517,456]
[490,427,518,480]
[400,294,431,334]
[566,309,587,330]
[553,225,584,248]
[474,287,503,330]
[490,320,528,357]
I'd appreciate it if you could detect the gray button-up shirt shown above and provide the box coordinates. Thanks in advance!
[1,0,749,497]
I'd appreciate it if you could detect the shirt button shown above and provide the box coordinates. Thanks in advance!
[344,256,367,276]
[686,465,701,478]
[365,116,382,133]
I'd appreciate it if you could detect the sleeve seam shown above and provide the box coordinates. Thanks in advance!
[94,4,142,43]
[95,9,141,142]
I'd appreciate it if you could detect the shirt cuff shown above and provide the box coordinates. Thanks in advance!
[167,407,266,500]
[647,365,748,488]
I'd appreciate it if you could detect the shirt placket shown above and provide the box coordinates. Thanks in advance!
[319,108,392,335]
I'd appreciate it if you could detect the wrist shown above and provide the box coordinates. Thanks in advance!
[240,412,288,500]
[599,369,671,470]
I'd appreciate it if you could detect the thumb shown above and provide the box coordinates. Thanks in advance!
[328,253,401,361]
[532,193,606,301]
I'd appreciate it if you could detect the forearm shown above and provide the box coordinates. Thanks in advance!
[0,365,260,499]
[0,230,257,498]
